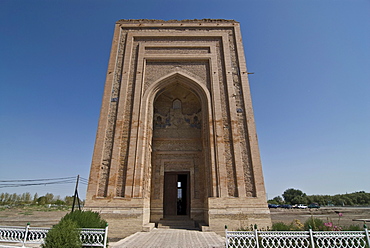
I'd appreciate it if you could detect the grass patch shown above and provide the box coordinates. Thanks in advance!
[20,211,33,215]
[20,205,71,212]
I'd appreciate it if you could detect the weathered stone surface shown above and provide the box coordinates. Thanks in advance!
[85,19,271,239]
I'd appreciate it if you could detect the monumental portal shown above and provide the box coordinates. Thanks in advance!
[85,19,271,238]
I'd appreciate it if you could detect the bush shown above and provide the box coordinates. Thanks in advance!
[290,219,304,230]
[43,210,107,248]
[61,210,107,228]
[271,219,303,231]
[271,222,291,231]
[42,219,81,248]
[304,217,326,231]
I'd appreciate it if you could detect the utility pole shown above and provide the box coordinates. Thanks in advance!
[71,175,81,212]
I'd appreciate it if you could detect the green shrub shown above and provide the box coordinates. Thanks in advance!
[42,219,81,248]
[271,222,291,231]
[61,210,107,228]
[304,217,326,231]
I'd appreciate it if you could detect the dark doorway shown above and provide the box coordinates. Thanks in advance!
[164,172,190,217]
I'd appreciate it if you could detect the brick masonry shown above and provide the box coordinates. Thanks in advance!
[85,19,271,238]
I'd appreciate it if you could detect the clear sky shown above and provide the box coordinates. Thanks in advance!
[1,0,369,200]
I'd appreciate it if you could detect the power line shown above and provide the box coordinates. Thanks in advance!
[0,180,76,188]
[0,176,76,183]
[0,176,88,189]
[79,177,89,186]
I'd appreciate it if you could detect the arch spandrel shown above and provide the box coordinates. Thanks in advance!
[145,71,211,103]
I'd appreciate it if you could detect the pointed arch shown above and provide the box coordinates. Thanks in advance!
[130,71,218,223]
[145,71,212,106]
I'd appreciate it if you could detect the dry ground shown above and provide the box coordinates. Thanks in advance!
[0,205,69,227]
[270,206,370,228]
[0,205,369,229]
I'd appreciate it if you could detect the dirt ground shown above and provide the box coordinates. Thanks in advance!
[270,206,370,228]
[0,206,369,229]
[0,206,69,227]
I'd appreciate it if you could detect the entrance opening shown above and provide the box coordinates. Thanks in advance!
[164,172,190,217]
[150,80,205,224]
[177,174,188,215]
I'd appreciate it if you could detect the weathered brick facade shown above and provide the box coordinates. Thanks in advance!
[85,19,271,238]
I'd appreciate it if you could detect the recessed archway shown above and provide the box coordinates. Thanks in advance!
[147,73,211,225]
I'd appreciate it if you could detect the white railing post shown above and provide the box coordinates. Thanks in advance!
[254,227,260,248]
[22,223,30,248]
[103,223,109,248]
[309,228,315,248]
[364,225,370,248]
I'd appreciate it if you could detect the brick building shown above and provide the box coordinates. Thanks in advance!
[85,19,271,238]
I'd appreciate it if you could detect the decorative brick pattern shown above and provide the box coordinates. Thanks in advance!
[97,33,127,197]
[85,19,271,239]
[145,61,210,89]
[145,46,210,54]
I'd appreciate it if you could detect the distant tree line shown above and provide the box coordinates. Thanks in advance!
[268,188,370,206]
[0,192,80,206]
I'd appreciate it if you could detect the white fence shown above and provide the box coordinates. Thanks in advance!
[0,223,108,247]
[226,227,370,248]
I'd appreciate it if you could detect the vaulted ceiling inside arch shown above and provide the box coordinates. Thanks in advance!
[154,82,201,116]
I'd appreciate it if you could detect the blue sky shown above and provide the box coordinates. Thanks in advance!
[1,0,369,200]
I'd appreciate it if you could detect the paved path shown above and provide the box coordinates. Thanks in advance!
[110,229,225,248]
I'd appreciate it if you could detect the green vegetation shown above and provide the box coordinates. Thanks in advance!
[282,189,307,205]
[42,210,107,248]
[271,218,362,232]
[304,217,326,231]
[0,192,83,207]
[42,219,82,248]
[61,210,107,228]
[268,189,370,206]
[271,219,304,231]
[271,222,293,231]
[19,211,33,215]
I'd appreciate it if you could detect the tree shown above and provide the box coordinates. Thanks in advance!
[282,188,307,205]
[54,199,65,206]
[21,192,32,204]
[45,193,55,203]
[64,196,74,206]
[10,193,18,204]
[3,193,10,204]
[292,195,308,205]
[37,196,48,205]
[33,193,38,204]
[268,196,284,205]
[0,193,5,204]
